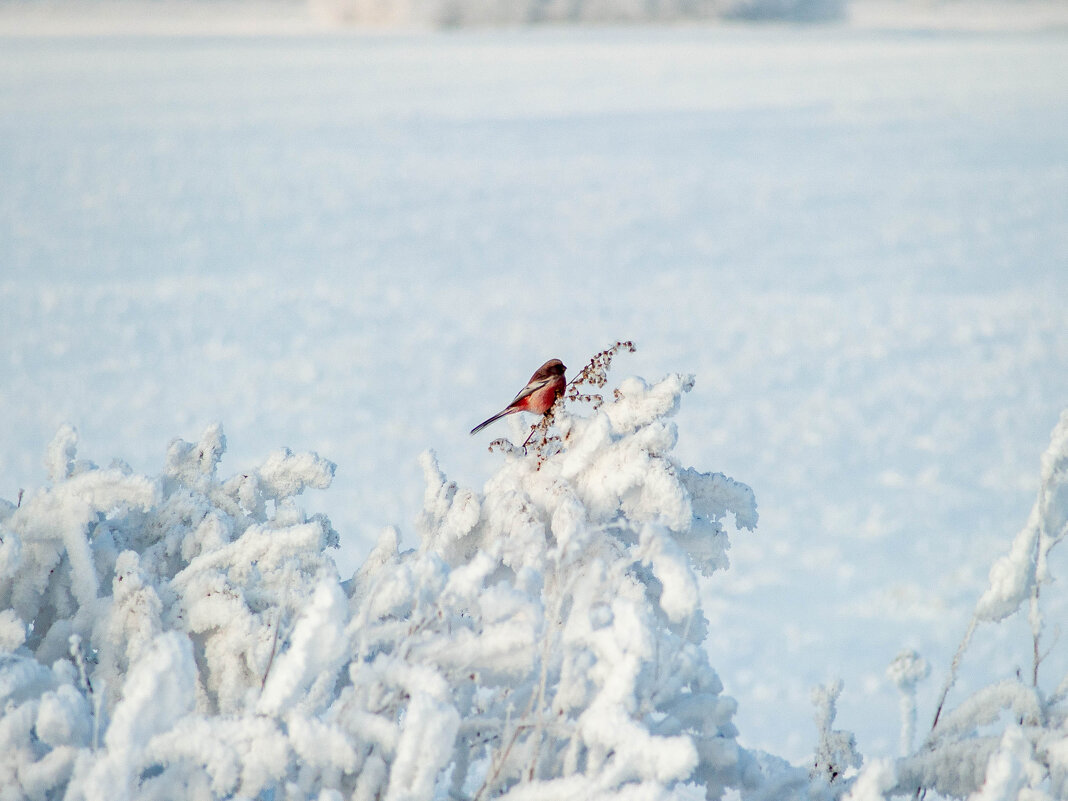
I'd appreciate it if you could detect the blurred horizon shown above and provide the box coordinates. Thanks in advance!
[2,0,1068,34]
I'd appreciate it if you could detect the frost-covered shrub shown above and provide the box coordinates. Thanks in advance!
[897,410,1068,800]
[837,409,1068,801]
[0,368,763,800]
[0,422,338,800]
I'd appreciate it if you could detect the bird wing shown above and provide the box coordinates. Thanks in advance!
[509,376,551,405]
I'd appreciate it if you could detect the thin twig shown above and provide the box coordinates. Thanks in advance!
[522,424,539,450]
[929,616,978,735]
[1032,584,1042,688]
[473,721,535,801]
[261,607,283,692]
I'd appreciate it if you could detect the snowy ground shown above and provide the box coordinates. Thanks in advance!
[2,20,1067,765]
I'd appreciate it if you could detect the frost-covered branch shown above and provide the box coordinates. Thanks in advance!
[881,409,1068,800]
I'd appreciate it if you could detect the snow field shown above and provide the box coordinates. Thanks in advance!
[2,24,1068,775]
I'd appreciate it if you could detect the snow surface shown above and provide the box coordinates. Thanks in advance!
[2,19,1068,771]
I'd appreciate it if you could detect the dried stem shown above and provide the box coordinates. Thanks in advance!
[261,607,283,692]
[564,340,637,409]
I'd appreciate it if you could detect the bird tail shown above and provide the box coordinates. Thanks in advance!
[470,408,514,435]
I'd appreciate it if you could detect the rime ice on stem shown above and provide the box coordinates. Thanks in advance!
[886,649,929,757]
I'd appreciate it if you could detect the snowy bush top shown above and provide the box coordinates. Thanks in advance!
[0,367,762,801]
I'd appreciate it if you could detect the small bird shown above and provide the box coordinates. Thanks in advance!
[470,358,567,435]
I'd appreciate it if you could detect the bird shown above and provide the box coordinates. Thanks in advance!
[470,359,567,435]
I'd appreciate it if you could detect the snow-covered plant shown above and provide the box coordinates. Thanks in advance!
[0,359,765,800]
[886,649,930,757]
[811,681,862,787]
[869,409,1068,800]
[0,422,339,800]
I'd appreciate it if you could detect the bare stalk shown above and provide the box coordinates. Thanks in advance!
[929,616,978,735]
